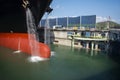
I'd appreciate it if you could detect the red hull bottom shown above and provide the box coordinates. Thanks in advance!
[0,33,51,58]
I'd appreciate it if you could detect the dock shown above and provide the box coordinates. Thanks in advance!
[50,29,109,51]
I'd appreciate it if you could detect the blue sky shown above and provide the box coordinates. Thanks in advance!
[44,0,120,23]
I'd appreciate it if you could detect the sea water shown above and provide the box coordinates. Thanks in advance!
[0,45,120,80]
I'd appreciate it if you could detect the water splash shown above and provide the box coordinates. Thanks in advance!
[27,56,49,62]
[13,50,21,54]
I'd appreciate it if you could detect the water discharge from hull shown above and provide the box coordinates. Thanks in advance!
[26,8,48,62]
[44,13,51,46]
[13,38,21,54]
[26,8,39,56]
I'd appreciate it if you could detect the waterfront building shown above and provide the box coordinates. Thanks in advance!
[68,16,80,27]
[81,15,96,29]
[40,15,96,30]
[40,15,120,52]
[109,27,120,41]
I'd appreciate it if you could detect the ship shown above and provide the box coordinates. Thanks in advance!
[0,0,53,58]
[0,0,52,32]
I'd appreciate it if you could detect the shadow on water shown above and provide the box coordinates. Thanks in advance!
[83,66,120,80]
[107,40,120,64]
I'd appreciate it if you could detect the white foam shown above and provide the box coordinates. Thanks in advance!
[13,50,21,54]
[28,56,49,62]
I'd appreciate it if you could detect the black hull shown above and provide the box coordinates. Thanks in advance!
[0,0,52,33]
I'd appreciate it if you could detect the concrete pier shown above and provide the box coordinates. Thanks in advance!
[91,42,94,50]
[95,43,98,50]
[86,42,89,49]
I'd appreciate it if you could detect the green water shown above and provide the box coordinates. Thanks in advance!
[0,45,120,80]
